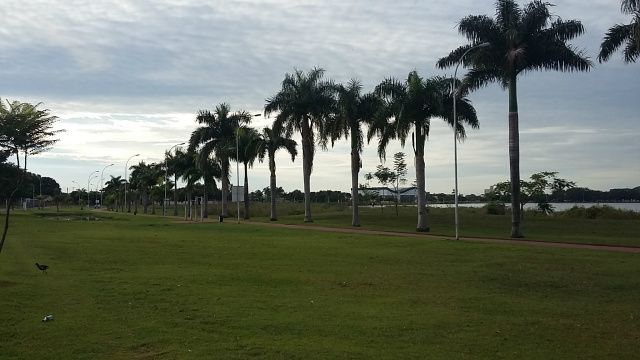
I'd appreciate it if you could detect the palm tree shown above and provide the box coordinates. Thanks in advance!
[196,153,222,218]
[332,78,382,227]
[165,146,185,216]
[375,72,479,232]
[436,0,592,237]
[189,103,252,218]
[599,0,640,63]
[256,126,298,221]
[235,127,261,219]
[129,161,162,214]
[174,148,202,217]
[264,67,337,222]
[104,175,124,211]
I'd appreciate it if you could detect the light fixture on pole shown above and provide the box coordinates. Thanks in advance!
[163,143,184,216]
[124,154,140,213]
[236,113,261,223]
[452,42,490,240]
[100,163,114,210]
[87,171,99,210]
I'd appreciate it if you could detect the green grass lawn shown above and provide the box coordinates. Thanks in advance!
[246,203,640,247]
[1,209,639,359]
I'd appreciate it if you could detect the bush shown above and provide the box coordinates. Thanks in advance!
[485,202,506,215]
[557,205,640,220]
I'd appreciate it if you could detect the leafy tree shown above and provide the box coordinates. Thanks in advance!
[492,171,576,216]
[265,67,337,222]
[0,99,62,253]
[189,103,252,217]
[331,78,382,226]
[374,72,478,231]
[437,0,592,237]
[599,0,640,63]
[373,165,395,214]
[256,126,297,221]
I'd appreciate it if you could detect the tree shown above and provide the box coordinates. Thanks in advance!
[189,103,252,217]
[492,171,576,217]
[374,72,478,231]
[391,152,408,215]
[104,175,124,211]
[0,99,62,253]
[437,0,592,237]
[235,127,261,219]
[265,67,337,222]
[256,126,297,221]
[332,78,382,226]
[599,0,640,63]
[129,161,162,214]
[174,148,202,217]
[373,165,395,214]
[165,146,184,216]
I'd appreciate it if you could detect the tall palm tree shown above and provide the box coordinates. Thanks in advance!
[332,78,382,227]
[375,72,479,232]
[436,0,592,237]
[235,126,261,219]
[256,126,298,221]
[189,103,252,218]
[599,0,640,63]
[264,67,337,222]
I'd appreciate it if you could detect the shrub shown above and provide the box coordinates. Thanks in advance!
[485,202,506,215]
[557,205,640,220]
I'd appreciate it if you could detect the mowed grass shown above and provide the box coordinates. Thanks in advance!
[1,209,639,359]
[245,203,640,247]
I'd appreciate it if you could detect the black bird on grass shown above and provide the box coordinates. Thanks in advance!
[35,263,49,274]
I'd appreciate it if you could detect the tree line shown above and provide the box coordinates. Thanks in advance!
[1,0,638,251]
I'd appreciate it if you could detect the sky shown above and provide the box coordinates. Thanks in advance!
[1,0,638,196]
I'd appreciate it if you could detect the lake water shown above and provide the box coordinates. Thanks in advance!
[427,202,640,212]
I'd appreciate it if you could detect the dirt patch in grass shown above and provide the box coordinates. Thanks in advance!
[0,281,14,287]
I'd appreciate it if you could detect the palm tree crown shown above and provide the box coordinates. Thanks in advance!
[598,0,640,63]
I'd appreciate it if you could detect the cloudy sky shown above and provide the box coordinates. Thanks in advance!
[1,0,638,196]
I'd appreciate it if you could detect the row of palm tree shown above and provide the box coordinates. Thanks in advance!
[109,0,635,237]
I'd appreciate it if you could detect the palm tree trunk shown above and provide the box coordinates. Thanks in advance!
[173,174,178,216]
[415,154,429,232]
[508,75,523,238]
[351,148,360,227]
[221,162,229,217]
[301,123,313,222]
[269,170,277,221]
[243,162,250,219]
[203,187,208,218]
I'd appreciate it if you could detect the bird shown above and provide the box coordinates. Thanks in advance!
[35,263,49,274]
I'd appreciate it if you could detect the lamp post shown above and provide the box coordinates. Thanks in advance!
[452,42,490,240]
[72,181,80,207]
[163,143,184,216]
[124,154,140,213]
[87,171,99,210]
[100,163,114,210]
[236,113,261,223]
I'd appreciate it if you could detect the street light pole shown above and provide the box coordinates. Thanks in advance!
[124,154,140,213]
[452,42,490,240]
[100,163,114,210]
[164,143,184,216]
[87,171,99,210]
